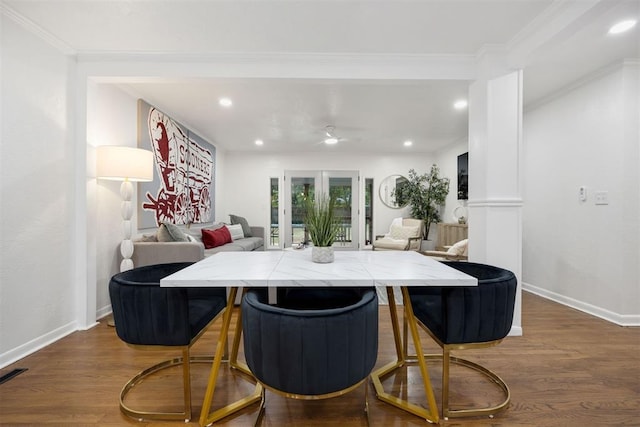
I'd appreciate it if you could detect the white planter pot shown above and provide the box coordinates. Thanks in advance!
[420,240,435,251]
[312,246,334,263]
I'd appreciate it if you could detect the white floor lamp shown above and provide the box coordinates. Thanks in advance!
[97,145,154,272]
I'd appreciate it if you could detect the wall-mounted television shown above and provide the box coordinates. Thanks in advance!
[457,152,468,200]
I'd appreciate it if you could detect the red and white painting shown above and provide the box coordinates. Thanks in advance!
[137,100,215,228]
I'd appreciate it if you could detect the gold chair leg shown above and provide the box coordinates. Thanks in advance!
[442,348,450,417]
[182,348,192,420]
[119,351,214,422]
[423,352,511,419]
[403,309,408,358]
[252,380,369,426]
[229,288,254,377]
[364,378,371,427]
[253,388,266,427]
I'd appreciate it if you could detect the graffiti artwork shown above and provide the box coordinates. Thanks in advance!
[137,100,215,228]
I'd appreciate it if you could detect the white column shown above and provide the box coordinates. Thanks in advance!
[468,70,523,336]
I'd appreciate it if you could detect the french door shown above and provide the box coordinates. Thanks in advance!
[283,170,359,250]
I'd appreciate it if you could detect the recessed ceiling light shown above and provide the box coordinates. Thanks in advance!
[218,97,233,107]
[609,19,637,34]
[324,137,338,145]
[255,139,264,146]
[454,100,468,110]
[403,140,413,147]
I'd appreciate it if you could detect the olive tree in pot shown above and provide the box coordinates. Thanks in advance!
[304,195,340,263]
[394,165,450,241]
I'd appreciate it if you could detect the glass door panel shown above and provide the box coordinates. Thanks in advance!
[269,177,279,248]
[365,178,373,246]
[284,170,359,249]
[290,177,315,246]
[283,171,320,248]
[329,177,352,247]
[324,171,359,249]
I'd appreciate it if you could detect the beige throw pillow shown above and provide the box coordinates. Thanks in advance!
[390,225,420,240]
[447,239,469,256]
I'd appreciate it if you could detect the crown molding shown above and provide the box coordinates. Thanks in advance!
[1,3,76,55]
[76,51,476,64]
[76,51,478,80]
[476,43,508,59]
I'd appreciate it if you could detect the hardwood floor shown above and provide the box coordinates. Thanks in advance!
[1,292,638,426]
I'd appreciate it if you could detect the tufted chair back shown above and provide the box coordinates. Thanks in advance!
[409,261,516,344]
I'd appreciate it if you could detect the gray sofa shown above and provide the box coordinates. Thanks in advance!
[132,225,265,268]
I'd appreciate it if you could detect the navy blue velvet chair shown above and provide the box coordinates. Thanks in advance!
[109,262,227,422]
[407,261,517,419]
[242,287,378,425]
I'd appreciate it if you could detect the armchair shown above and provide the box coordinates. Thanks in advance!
[372,218,424,251]
[407,261,517,419]
[109,262,227,422]
[242,288,379,425]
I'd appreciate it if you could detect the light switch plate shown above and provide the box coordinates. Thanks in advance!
[595,191,609,205]
[579,186,587,202]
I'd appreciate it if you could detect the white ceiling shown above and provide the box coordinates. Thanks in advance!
[3,0,639,153]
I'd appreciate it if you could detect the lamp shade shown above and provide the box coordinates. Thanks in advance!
[97,146,154,182]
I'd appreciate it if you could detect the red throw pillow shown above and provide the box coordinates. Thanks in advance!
[201,226,232,249]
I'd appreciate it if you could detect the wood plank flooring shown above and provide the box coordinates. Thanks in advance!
[1,292,639,426]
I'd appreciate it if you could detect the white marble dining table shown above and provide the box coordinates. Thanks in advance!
[161,249,477,426]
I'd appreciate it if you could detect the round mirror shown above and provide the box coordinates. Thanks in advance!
[379,175,409,209]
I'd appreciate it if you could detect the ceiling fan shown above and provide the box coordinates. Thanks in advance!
[322,125,347,145]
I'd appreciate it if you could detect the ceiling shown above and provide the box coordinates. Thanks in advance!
[3,0,639,154]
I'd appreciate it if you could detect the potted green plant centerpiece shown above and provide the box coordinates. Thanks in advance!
[394,165,450,241]
[304,195,340,263]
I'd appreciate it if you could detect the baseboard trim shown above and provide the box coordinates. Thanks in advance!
[96,304,112,321]
[0,321,77,369]
[508,325,523,337]
[523,283,640,327]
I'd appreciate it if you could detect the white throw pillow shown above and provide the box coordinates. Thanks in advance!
[447,239,468,256]
[227,223,245,241]
[390,225,420,240]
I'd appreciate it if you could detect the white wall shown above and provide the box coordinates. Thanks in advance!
[0,15,77,366]
[522,62,640,325]
[220,151,437,244]
[87,83,140,317]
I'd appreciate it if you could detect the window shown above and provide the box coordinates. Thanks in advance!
[269,177,279,248]
[365,178,374,245]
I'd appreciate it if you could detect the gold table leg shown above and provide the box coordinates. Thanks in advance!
[370,286,440,424]
[229,288,255,377]
[199,287,262,427]
[387,287,404,362]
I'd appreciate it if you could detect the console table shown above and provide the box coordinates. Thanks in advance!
[161,250,477,425]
